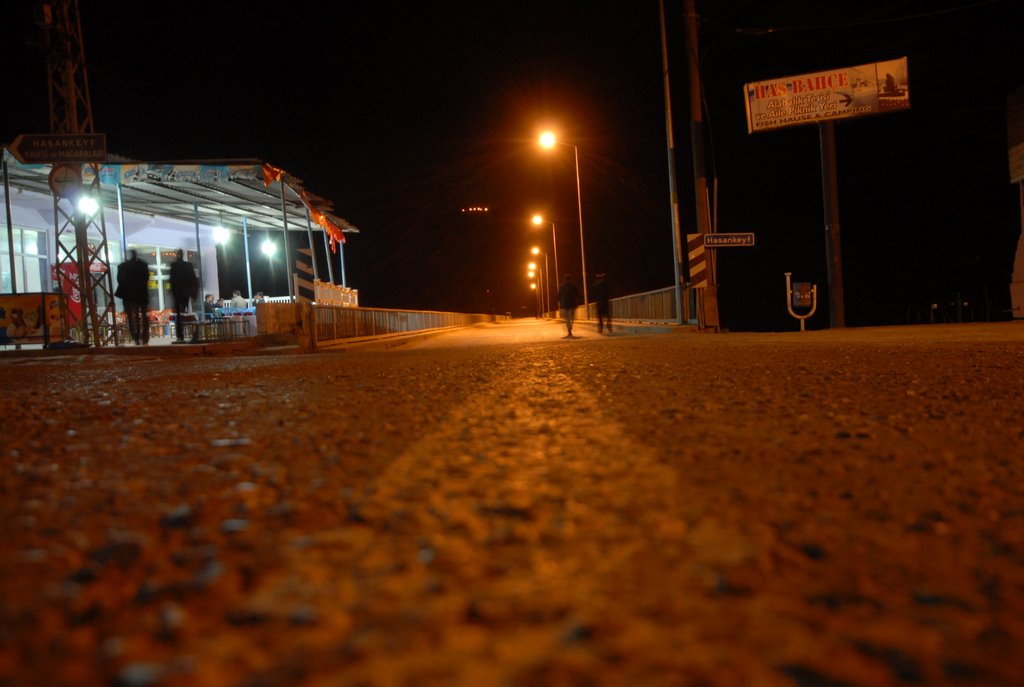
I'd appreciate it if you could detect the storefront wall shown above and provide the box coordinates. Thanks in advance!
[2,187,221,312]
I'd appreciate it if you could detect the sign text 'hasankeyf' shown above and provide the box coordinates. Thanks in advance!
[704,233,755,248]
[8,133,107,164]
[744,57,909,134]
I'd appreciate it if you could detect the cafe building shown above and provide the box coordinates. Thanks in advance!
[1,150,358,345]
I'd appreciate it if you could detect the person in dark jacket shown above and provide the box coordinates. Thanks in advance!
[169,248,199,342]
[115,249,150,344]
[592,272,612,334]
[558,274,581,338]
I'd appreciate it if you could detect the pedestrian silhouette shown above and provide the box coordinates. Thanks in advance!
[169,248,199,343]
[558,274,581,338]
[115,249,150,344]
[592,272,612,334]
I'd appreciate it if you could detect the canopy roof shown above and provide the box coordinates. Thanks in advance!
[1,153,359,244]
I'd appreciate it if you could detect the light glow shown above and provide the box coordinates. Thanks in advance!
[538,131,557,149]
[213,226,230,244]
[261,239,277,257]
[77,195,99,217]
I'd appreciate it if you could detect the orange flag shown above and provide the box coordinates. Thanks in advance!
[261,163,286,186]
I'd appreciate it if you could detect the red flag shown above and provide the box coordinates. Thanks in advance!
[261,163,285,186]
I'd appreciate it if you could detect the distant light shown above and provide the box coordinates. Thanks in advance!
[213,226,230,244]
[539,131,557,149]
[528,271,535,278]
[261,240,277,257]
[531,214,543,225]
[461,206,489,213]
[77,195,99,217]
[530,283,537,290]
[528,262,537,271]
[531,246,540,255]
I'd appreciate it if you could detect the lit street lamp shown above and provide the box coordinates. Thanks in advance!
[538,131,588,305]
[527,259,543,317]
[261,238,277,296]
[531,214,559,307]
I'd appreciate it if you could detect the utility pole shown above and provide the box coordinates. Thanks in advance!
[684,0,719,330]
[37,0,116,345]
[659,0,685,325]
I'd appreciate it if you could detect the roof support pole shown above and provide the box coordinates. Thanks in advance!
[279,182,294,300]
[321,223,335,285]
[243,216,253,301]
[193,202,204,315]
[303,207,320,281]
[116,182,127,257]
[339,239,347,288]
[2,152,17,293]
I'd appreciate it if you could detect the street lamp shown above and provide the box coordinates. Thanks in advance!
[531,245,551,313]
[261,238,277,296]
[538,131,588,305]
[212,226,230,244]
[531,214,559,307]
[528,279,540,318]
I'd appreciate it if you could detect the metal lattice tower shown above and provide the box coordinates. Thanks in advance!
[37,0,116,345]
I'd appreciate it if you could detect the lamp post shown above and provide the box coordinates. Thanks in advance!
[532,245,550,313]
[531,214,559,307]
[538,132,588,305]
[528,260,542,317]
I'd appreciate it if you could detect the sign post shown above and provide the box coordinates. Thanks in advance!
[8,133,107,165]
[704,233,755,248]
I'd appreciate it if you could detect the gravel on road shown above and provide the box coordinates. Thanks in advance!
[1,321,1022,686]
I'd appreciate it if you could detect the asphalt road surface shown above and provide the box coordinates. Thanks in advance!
[1,320,1022,687]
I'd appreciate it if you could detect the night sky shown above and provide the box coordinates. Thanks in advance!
[3,1,1022,330]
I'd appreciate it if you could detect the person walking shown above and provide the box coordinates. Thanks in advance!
[169,248,199,343]
[115,249,150,345]
[592,272,612,334]
[558,274,581,338]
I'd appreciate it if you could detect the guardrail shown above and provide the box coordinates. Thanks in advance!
[256,286,689,350]
[312,306,503,344]
[253,301,509,349]
[547,285,695,324]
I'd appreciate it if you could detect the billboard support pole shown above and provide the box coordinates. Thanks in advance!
[818,121,846,328]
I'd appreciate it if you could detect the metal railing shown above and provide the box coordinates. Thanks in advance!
[547,285,695,324]
[296,305,503,348]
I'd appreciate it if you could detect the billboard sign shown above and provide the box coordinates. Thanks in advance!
[744,57,909,134]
